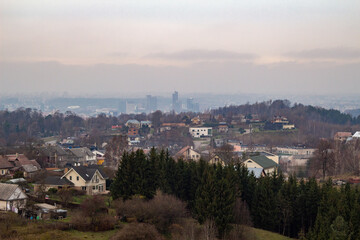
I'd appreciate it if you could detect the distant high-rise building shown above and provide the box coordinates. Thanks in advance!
[172,91,181,112]
[186,97,200,112]
[187,98,194,111]
[146,95,157,113]
[118,100,126,113]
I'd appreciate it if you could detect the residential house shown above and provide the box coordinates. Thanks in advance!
[218,124,229,133]
[214,139,225,147]
[0,183,28,212]
[272,116,289,124]
[61,166,107,195]
[189,127,212,138]
[191,116,202,125]
[111,125,122,131]
[125,119,141,128]
[5,154,41,178]
[276,147,315,174]
[209,154,226,166]
[334,132,352,141]
[33,175,74,192]
[37,144,70,168]
[276,147,316,157]
[67,147,96,166]
[174,146,201,161]
[243,155,278,174]
[128,127,139,136]
[92,150,105,165]
[140,121,152,128]
[283,124,295,130]
[0,156,13,176]
[352,131,360,139]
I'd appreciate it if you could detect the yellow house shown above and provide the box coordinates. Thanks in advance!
[174,146,201,161]
[0,157,12,176]
[243,155,278,175]
[209,154,226,166]
[61,166,107,195]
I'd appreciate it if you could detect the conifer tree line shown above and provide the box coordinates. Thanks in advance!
[111,148,360,239]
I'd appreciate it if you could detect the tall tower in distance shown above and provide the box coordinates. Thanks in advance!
[172,91,181,113]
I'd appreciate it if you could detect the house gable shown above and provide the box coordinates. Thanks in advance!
[244,159,263,169]
[90,170,105,183]
[8,188,28,201]
[61,168,87,186]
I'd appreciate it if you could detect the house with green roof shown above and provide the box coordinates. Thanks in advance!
[243,155,278,175]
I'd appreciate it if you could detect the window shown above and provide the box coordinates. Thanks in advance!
[70,176,72,180]
[96,185,98,190]
[82,187,87,191]
[93,186,95,190]
[77,176,79,181]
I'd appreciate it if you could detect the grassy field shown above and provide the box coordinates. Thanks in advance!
[12,224,295,240]
[15,229,117,240]
[68,230,117,240]
[253,228,294,240]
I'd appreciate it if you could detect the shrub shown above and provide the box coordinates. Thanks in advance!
[70,188,86,196]
[71,195,115,231]
[170,219,204,240]
[0,212,26,239]
[48,188,57,194]
[110,223,164,240]
[115,191,188,233]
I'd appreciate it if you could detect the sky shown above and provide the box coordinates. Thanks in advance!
[1,0,360,96]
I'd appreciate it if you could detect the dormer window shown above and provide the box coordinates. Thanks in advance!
[70,176,72,180]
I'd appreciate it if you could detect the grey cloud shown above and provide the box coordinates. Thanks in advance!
[286,47,360,60]
[145,49,257,61]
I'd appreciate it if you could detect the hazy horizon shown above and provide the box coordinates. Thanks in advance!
[1,0,360,95]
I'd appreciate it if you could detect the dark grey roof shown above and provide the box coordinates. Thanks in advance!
[71,166,108,181]
[0,183,26,200]
[40,145,68,157]
[36,176,74,186]
[69,148,94,158]
[249,155,278,169]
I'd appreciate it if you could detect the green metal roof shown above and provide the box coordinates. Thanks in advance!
[249,155,277,169]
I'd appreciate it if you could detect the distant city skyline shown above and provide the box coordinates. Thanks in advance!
[1,0,360,95]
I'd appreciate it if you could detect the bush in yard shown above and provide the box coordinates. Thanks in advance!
[110,223,164,240]
[71,195,115,231]
[115,191,188,233]
[48,188,57,194]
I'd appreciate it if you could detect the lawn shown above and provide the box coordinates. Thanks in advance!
[253,228,295,240]
[68,229,117,240]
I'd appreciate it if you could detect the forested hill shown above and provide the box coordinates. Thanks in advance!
[212,99,359,125]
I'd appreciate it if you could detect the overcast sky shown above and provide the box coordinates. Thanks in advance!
[1,0,360,96]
